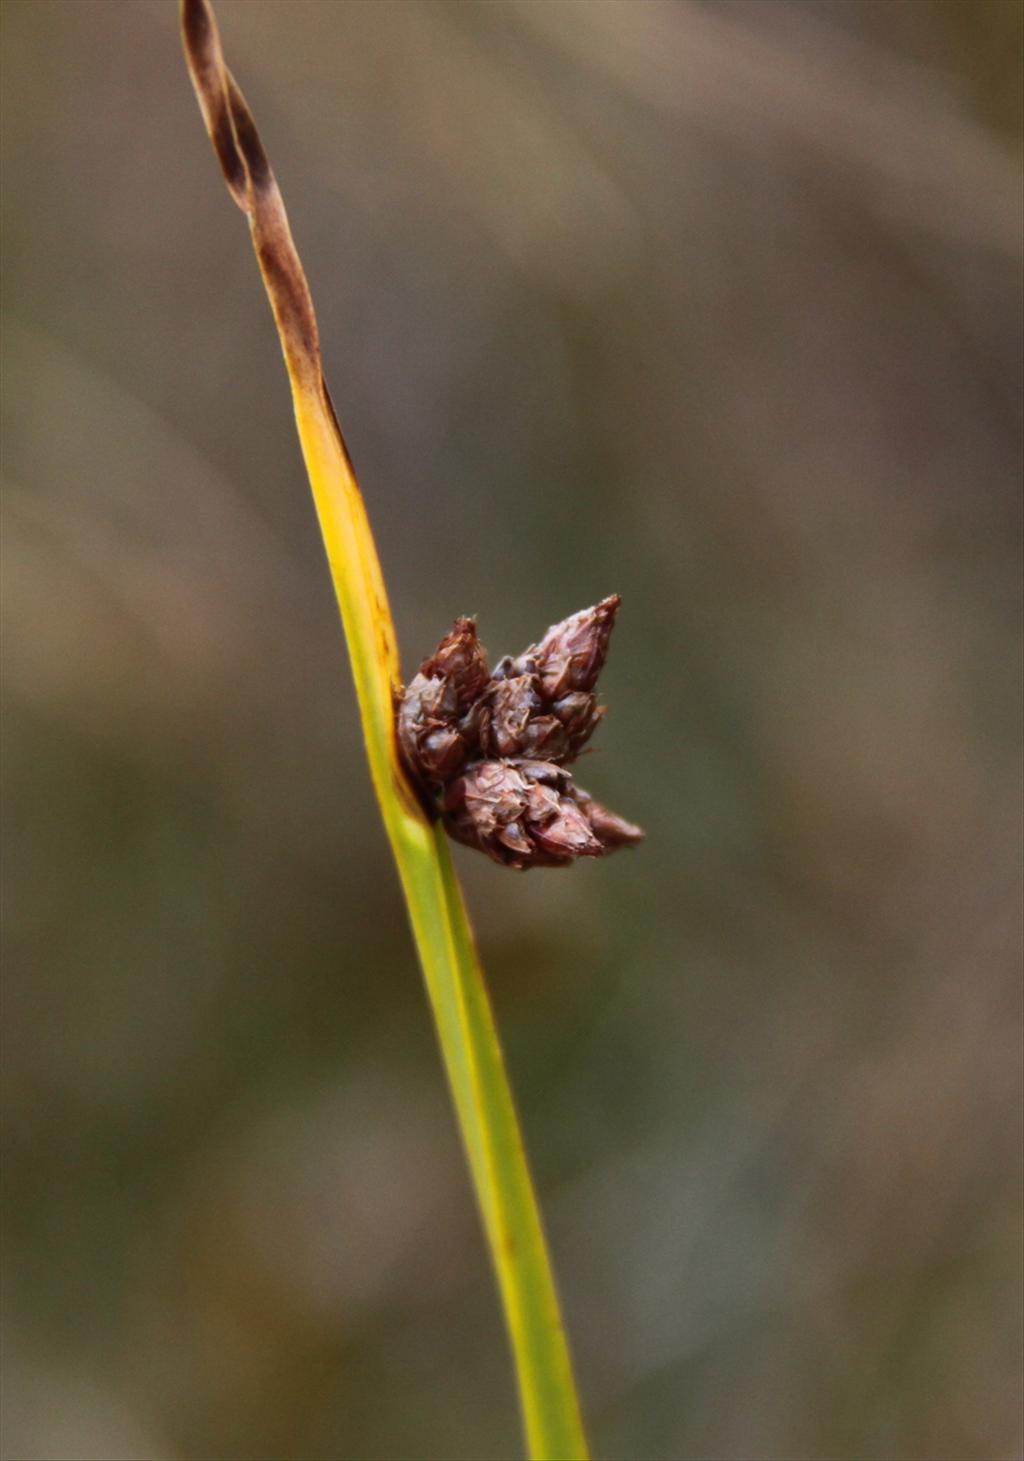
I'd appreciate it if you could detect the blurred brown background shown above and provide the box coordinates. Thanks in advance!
[3,2,1022,1458]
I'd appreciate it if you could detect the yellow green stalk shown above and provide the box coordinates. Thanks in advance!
[180,4,588,1457]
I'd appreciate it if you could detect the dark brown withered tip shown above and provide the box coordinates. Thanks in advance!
[397,600,643,869]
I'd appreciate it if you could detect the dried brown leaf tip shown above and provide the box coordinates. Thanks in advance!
[398,597,644,869]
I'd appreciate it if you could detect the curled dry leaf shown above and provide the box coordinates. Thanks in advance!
[398,597,644,869]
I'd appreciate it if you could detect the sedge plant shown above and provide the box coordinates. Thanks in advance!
[180,4,632,1455]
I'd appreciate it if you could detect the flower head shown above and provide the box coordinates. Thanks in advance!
[398,599,642,868]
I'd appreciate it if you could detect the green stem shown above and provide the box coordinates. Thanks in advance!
[180,3,589,1455]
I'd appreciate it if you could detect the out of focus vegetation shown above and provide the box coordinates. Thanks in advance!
[2,3,1021,1459]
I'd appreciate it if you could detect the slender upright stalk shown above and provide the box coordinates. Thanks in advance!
[180,5,588,1457]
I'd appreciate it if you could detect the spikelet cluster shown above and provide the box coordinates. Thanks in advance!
[398,597,644,869]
